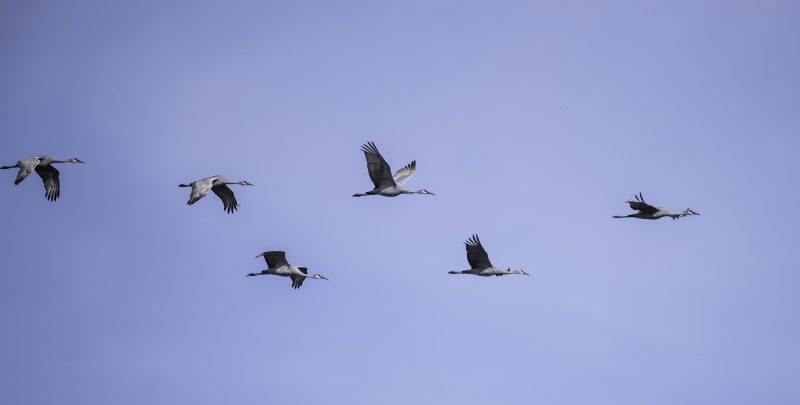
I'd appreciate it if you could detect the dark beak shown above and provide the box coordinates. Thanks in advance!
[76,159,85,163]
[320,276,328,280]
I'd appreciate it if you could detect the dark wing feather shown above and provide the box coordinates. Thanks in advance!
[259,251,288,268]
[291,266,308,289]
[626,193,658,214]
[360,141,395,189]
[212,183,239,213]
[465,234,492,269]
[34,164,60,201]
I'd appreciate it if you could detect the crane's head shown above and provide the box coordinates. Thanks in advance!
[68,158,85,163]
[312,274,328,280]
[246,272,262,277]
[510,268,529,276]
[683,208,700,216]
[239,180,255,186]
[416,189,435,195]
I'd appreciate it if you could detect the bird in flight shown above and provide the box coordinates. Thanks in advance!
[178,175,254,213]
[1,155,84,201]
[613,192,699,220]
[248,251,328,289]
[353,141,434,197]
[449,234,528,277]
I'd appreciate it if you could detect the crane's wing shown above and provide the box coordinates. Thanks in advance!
[392,160,416,186]
[257,251,289,268]
[360,141,395,189]
[291,266,308,289]
[186,177,217,205]
[626,192,658,214]
[14,159,39,185]
[34,164,60,201]
[465,234,492,269]
[212,183,239,213]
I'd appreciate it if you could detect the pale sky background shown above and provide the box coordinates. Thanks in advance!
[1,1,799,404]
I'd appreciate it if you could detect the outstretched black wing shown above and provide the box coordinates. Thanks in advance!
[257,251,289,268]
[34,164,60,201]
[291,266,308,289]
[627,192,658,214]
[212,183,239,213]
[360,141,395,190]
[465,234,492,270]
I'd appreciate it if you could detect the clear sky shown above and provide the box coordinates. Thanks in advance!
[1,1,799,404]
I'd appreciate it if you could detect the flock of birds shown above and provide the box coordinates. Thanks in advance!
[3,142,699,289]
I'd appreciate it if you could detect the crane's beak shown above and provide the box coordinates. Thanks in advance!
[76,159,85,163]
[319,276,329,280]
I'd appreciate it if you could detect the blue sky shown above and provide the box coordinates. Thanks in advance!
[1,1,799,403]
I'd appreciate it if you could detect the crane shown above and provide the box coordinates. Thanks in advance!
[247,251,328,289]
[178,175,254,213]
[448,234,528,277]
[613,192,699,220]
[1,155,84,201]
[353,141,434,197]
